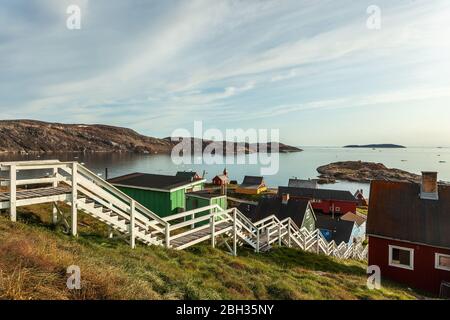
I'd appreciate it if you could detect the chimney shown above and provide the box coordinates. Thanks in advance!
[282,193,290,205]
[420,172,439,200]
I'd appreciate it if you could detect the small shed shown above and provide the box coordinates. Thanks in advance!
[185,190,228,227]
[236,176,267,195]
[108,172,205,217]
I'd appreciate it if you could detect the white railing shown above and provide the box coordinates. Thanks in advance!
[0,160,368,260]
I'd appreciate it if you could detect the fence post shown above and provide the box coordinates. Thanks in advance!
[316,231,320,254]
[9,164,16,222]
[130,199,136,249]
[278,223,282,246]
[233,208,237,256]
[71,162,78,236]
[52,166,58,224]
[288,220,291,248]
[211,209,216,248]
[165,223,170,249]
[256,228,260,253]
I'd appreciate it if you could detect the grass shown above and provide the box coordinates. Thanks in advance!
[0,203,421,300]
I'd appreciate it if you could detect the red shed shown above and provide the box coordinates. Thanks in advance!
[367,172,450,296]
[278,186,358,215]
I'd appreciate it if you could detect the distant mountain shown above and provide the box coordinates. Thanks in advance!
[344,144,406,149]
[0,120,302,154]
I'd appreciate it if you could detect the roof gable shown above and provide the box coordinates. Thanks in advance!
[239,196,313,227]
[367,180,450,248]
[175,171,199,181]
[108,172,201,191]
[341,212,366,226]
[242,176,264,186]
[288,179,318,189]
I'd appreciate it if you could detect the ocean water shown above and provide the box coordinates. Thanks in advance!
[1,147,449,196]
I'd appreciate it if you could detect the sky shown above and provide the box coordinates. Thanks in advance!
[1,0,450,147]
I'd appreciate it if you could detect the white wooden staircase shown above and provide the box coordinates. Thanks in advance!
[0,160,367,260]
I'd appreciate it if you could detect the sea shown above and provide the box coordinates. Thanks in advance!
[1,147,449,196]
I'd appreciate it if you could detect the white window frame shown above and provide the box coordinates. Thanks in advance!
[435,253,450,271]
[389,245,414,270]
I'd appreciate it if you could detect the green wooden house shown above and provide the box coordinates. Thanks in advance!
[108,172,205,217]
[185,190,228,226]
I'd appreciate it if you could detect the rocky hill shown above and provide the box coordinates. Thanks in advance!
[0,120,301,154]
[317,161,421,183]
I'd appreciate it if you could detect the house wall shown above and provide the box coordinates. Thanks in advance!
[368,236,450,295]
[236,186,266,195]
[312,199,357,214]
[302,207,316,232]
[290,196,357,214]
[117,186,185,217]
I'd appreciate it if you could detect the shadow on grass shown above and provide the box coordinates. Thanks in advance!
[240,246,366,276]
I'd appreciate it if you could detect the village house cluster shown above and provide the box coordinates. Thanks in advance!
[106,168,450,297]
[1,159,448,298]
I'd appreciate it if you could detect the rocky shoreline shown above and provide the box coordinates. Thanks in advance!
[317,161,421,184]
[0,120,302,155]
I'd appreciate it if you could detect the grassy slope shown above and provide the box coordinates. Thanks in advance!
[0,204,419,300]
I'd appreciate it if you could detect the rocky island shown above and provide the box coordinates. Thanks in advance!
[317,161,421,184]
[0,120,302,154]
[344,144,406,148]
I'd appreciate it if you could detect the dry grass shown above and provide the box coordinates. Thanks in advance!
[0,204,421,300]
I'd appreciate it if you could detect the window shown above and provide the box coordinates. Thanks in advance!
[389,245,414,270]
[435,253,450,271]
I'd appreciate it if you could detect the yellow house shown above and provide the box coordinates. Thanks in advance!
[236,176,267,195]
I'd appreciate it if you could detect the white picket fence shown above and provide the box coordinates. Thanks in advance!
[0,160,367,260]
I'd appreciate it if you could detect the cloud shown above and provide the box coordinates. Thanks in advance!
[0,0,449,144]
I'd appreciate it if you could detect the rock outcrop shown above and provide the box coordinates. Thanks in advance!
[317,161,421,183]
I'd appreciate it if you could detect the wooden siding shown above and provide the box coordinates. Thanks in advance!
[302,207,316,232]
[117,186,186,217]
[368,236,450,295]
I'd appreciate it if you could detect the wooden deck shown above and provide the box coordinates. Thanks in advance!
[0,186,71,203]
[170,222,233,249]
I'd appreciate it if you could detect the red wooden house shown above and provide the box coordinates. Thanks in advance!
[212,168,229,186]
[367,172,450,296]
[278,186,358,215]
[354,189,368,207]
